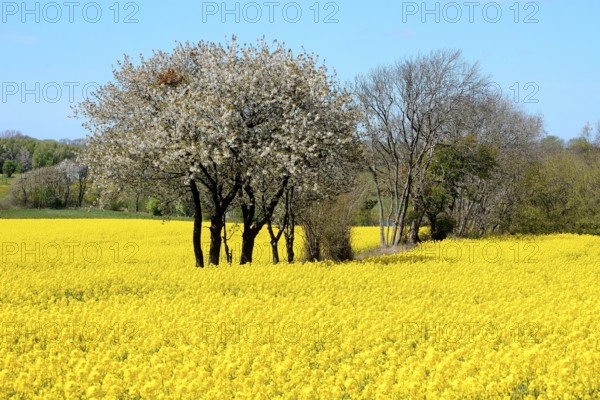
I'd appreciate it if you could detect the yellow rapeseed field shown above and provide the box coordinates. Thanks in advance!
[1,219,600,399]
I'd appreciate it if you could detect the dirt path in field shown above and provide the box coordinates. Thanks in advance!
[355,243,419,260]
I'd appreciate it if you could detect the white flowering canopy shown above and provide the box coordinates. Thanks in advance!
[76,37,359,207]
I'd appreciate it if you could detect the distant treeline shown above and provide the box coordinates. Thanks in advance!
[0,130,84,177]
[2,124,600,241]
[514,132,600,235]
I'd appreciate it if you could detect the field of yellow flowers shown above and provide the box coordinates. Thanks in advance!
[1,219,600,399]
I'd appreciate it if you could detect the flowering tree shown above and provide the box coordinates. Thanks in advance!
[230,45,359,264]
[76,37,359,267]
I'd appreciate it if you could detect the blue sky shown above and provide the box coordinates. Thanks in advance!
[1,0,598,140]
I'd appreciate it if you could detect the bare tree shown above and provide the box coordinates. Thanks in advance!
[443,96,543,236]
[355,49,486,248]
[0,130,27,139]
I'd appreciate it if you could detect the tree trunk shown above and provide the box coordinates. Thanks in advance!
[239,176,289,265]
[208,212,224,265]
[77,168,88,208]
[240,230,257,265]
[78,184,84,207]
[370,166,387,249]
[306,236,321,262]
[409,217,421,244]
[222,215,233,264]
[393,173,413,246]
[267,221,282,264]
[284,188,296,263]
[428,212,439,241]
[285,224,295,263]
[190,180,205,268]
[134,192,140,213]
[240,190,257,265]
[270,240,280,264]
[267,206,288,265]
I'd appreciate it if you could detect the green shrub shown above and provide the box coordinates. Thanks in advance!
[431,213,456,241]
[146,197,163,216]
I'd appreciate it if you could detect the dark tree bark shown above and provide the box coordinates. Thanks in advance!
[285,227,295,263]
[134,192,140,213]
[240,229,257,265]
[267,223,280,264]
[283,188,296,263]
[239,176,289,265]
[428,212,437,241]
[63,177,70,207]
[208,212,224,265]
[196,164,241,266]
[267,214,286,265]
[409,206,425,244]
[409,216,422,244]
[239,183,258,265]
[222,214,233,264]
[190,180,205,268]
